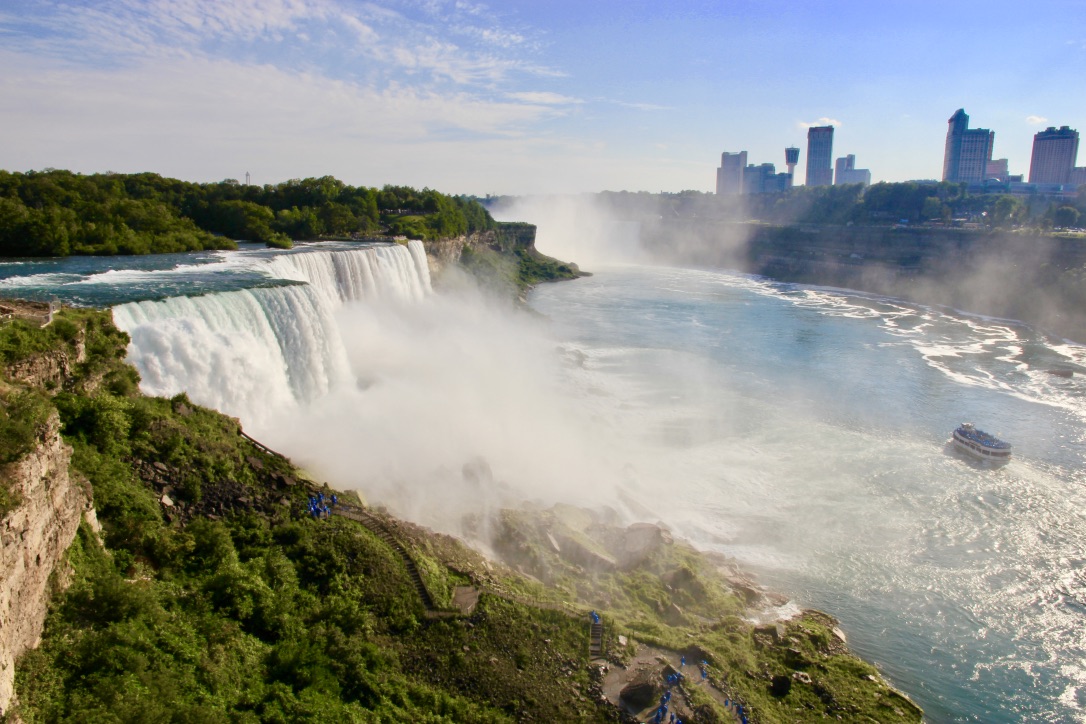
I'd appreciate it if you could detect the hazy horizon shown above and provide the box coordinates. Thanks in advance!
[3,1,1084,196]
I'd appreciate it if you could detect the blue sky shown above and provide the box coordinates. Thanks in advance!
[1,0,1084,194]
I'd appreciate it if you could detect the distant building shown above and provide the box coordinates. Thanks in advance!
[986,158,1010,182]
[942,109,994,183]
[716,151,791,194]
[716,151,747,195]
[1071,167,1086,187]
[784,147,800,187]
[834,154,871,186]
[744,163,792,194]
[1029,126,1079,184]
[805,126,834,187]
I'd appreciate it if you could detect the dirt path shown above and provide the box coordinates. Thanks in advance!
[600,644,743,723]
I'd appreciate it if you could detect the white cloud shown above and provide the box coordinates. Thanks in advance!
[507,91,582,105]
[1,0,559,88]
[798,117,842,129]
[0,2,702,194]
[0,51,602,189]
[1026,115,1048,125]
[609,100,671,111]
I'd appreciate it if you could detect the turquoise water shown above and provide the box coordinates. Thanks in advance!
[0,242,336,306]
[529,266,1086,723]
[4,247,1086,722]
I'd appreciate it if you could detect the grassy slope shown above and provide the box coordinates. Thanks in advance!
[1,308,919,723]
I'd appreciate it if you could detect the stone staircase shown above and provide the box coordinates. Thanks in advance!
[589,619,604,659]
[333,503,435,610]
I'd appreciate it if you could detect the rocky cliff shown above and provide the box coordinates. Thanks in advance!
[0,409,94,716]
[422,222,539,276]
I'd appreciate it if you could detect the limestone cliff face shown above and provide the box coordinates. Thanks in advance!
[422,223,538,277]
[4,329,85,391]
[0,409,93,716]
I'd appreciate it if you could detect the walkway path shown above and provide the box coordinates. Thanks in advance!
[333,503,435,608]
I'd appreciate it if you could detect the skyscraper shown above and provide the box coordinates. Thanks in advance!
[805,127,834,187]
[1028,126,1079,184]
[942,109,994,183]
[716,151,747,194]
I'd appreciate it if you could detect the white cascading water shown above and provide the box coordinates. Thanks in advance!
[112,241,431,427]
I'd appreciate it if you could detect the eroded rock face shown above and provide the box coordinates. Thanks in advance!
[0,410,91,716]
[618,522,672,569]
[4,330,85,391]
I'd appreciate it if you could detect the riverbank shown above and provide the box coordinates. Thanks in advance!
[641,219,1086,342]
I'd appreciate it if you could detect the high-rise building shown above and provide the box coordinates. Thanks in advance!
[716,151,747,194]
[805,127,834,187]
[942,109,994,183]
[784,147,800,187]
[1028,126,1079,184]
[834,155,871,186]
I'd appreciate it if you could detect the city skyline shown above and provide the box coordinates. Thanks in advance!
[1,1,1085,195]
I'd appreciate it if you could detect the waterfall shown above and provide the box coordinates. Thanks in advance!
[263,240,432,306]
[112,241,431,427]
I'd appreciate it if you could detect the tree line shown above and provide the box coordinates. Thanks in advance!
[593,182,1086,231]
[0,170,495,257]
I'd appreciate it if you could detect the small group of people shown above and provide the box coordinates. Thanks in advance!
[650,670,685,724]
[307,491,337,519]
[723,697,747,724]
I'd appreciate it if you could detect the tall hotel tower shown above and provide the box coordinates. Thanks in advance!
[1028,126,1079,184]
[716,151,748,194]
[942,109,994,183]
[805,127,834,186]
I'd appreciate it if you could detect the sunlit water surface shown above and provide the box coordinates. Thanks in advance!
[528,265,1086,723]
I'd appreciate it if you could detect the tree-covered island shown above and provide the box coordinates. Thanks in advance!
[0,170,496,256]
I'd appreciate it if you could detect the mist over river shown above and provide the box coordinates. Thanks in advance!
[3,233,1086,721]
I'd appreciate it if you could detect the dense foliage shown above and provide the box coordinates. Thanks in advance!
[0,170,496,257]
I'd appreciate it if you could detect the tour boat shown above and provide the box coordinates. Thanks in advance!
[951,422,1012,464]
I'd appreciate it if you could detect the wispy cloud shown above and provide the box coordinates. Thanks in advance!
[798,117,842,129]
[508,91,582,105]
[609,100,671,111]
[0,0,560,88]
[1026,115,1048,125]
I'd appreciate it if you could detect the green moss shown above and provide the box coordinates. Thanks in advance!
[0,387,52,466]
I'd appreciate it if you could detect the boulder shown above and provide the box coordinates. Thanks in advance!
[618,522,672,569]
[619,671,660,709]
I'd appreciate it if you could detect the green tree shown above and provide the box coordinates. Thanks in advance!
[1054,205,1081,228]
[989,195,1024,227]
